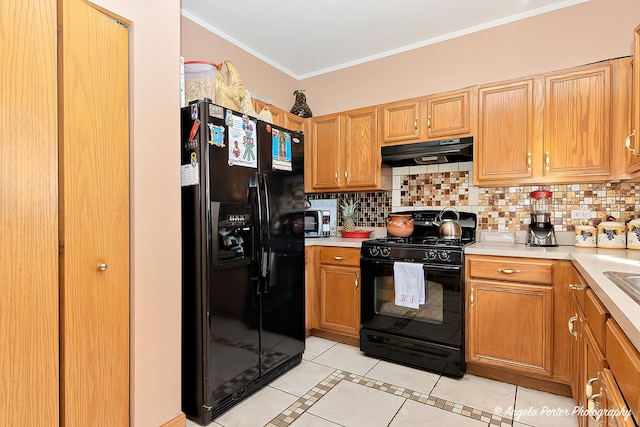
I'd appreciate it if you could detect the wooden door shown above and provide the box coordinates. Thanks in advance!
[319,265,360,337]
[467,280,553,378]
[544,64,611,179]
[342,106,379,190]
[59,0,130,425]
[379,98,422,145]
[309,113,341,191]
[425,89,470,139]
[475,80,538,184]
[1,1,60,425]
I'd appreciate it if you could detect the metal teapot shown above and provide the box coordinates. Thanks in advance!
[435,206,462,239]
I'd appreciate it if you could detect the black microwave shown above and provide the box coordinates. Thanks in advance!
[304,210,331,237]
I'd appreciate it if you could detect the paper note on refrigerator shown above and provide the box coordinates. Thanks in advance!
[228,114,257,168]
[271,128,292,171]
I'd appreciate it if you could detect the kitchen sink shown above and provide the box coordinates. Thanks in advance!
[603,271,640,304]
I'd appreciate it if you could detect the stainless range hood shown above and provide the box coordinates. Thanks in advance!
[381,136,473,167]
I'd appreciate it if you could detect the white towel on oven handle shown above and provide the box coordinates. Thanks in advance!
[393,261,425,309]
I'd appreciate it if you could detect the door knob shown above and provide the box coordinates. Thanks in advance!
[97,263,108,271]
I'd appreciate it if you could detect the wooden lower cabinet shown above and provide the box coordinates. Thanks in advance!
[319,264,360,336]
[306,246,361,345]
[467,280,553,377]
[465,255,572,394]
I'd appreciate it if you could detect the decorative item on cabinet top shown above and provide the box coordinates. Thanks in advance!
[290,89,313,118]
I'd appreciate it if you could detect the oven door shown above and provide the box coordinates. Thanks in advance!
[360,258,463,347]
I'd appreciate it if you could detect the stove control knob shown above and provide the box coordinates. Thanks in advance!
[369,247,379,257]
[425,250,437,260]
[438,251,450,261]
[380,247,391,257]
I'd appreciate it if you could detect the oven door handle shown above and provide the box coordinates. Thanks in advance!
[361,259,461,271]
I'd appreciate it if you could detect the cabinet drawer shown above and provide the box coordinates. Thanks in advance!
[467,257,553,284]
[320,247,360,267]
[605,319,640,423]
[585,288,608,353]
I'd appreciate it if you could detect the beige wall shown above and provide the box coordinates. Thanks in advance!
[182,0,640,116]
[92,1,182,426]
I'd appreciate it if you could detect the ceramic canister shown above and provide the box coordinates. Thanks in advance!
[596,220,626,248]
[626,219,640,250]
[575,223,596,247]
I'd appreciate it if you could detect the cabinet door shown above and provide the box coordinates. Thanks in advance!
[342,106,379,190]
[309,113,341,190]
[467,280,553,377]
[600,369,637,427]
[544,64,611,179]
[379,98,422,145]
[319,264,360,337]
[627,24,640,173]
[425,89,470,139]
[1,1,59,425]
[569,297,585,409]
[583,325,607,427]
[476,80,538,183]
[284,112,305,131]
[59,0,130,425]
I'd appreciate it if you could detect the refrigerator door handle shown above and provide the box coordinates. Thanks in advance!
[262,174,272,293]
[249,173,263,295]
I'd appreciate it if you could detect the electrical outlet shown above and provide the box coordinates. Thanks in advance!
[571,210,591,219]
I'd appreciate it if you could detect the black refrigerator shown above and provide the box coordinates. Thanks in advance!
[180,101,305,425]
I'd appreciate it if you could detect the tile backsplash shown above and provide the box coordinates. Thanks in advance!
[307,162,640,231]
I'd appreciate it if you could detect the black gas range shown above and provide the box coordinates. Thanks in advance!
[359,209,477,377]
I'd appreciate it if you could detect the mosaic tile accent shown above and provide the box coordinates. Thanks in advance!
[307,169,640,232]
[307,192,390,227]
[265,369,514,427]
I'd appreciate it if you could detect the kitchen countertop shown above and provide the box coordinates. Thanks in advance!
[304,227,387,248]
[466,242,640,353]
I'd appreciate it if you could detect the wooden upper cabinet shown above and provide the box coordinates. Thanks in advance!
[379,97,422,145]
[544,64,611,179]
[308,106,387,193]
[475,79,538,183]
[627,24,640,174]
[380,89,472,146]
[251,98,306,131]
[309,113,341,191]
[425,89,471,139]
[475,61,617,186]
[284,113,305,131]
[342,106,379,189]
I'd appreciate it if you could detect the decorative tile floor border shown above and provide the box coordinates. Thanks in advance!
[265,369,513,427]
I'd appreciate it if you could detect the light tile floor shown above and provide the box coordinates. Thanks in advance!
[187,337,578,427]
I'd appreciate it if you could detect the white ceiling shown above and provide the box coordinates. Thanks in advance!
[181,0,590,80]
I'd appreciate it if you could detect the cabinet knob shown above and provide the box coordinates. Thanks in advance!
[470,287,475,308]
[355,273,359,290]
[497,268,520,274]
[545,151,550,170]
[97,263,108,271]
[586,376,599,399]
[569,283,583,291]
[568,314,578,339]
[333,256,346,261]
[427,115,431,130]
[527,153,531,171]
[625,130,636,155]
[414,117,418,130]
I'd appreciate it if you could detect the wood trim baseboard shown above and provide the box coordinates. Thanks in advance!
[466,363,571,397]
[160,412,186,427]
